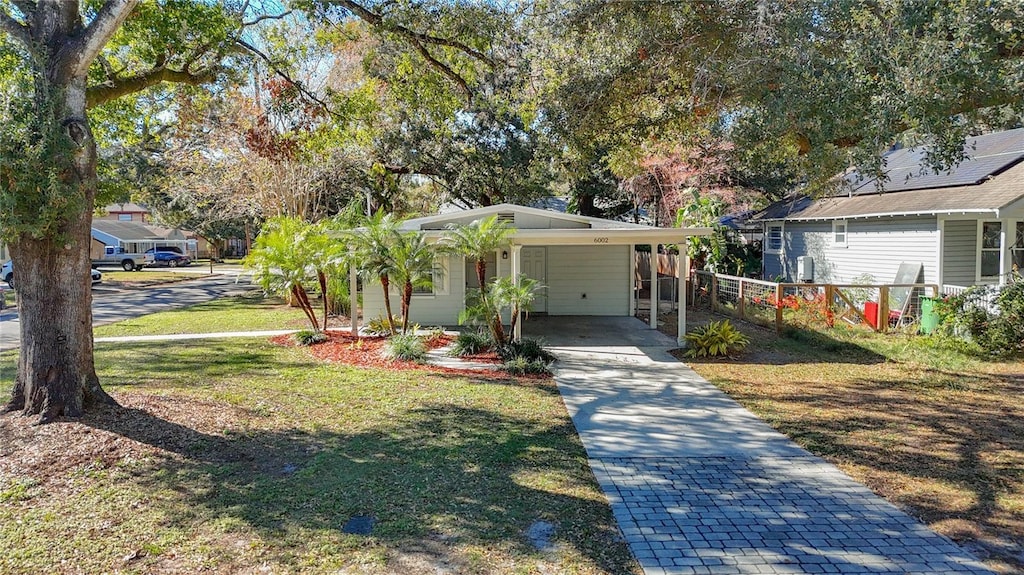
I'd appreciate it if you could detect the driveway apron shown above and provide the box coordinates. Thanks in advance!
[530,316,992,575]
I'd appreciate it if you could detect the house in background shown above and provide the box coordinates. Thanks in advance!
[752,128,1024,289]
[91,220,192,258]
[97,202,151,223]
[354,204,709,343]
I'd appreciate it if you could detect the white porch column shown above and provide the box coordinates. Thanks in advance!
[649,244,658,329]
[1000,219,1010,285]
[511,244,523,341]
[629,244,636,316]
[677,248,686,345]
[349,259,359,335]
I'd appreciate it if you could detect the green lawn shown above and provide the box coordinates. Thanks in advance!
[0,299,637,574]
[93,294,312,337]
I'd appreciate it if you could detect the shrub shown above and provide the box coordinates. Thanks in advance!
[935,283,1024,357]
[684,320,750,358]
[500,356,552,376]
[496,338,555,363]
[294,329,329,346]
[364,315,418,336]
[450,330,492,357]
[382,333,427,361]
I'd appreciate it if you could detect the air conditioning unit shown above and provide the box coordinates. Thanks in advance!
[797,256,814,282]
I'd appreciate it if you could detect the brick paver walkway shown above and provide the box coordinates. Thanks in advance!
[536,317,992,575]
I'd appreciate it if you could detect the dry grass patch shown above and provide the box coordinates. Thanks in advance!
[675,311,1024,574]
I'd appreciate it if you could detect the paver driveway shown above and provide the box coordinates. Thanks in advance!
[525,316,991,575]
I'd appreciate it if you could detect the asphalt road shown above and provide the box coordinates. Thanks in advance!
[0,272,255,352]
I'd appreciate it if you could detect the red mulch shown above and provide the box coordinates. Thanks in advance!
[269,331,539,379]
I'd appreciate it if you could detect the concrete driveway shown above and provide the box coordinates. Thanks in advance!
[528,315,991,575]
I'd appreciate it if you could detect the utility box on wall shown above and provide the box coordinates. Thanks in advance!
[796,256,814,282]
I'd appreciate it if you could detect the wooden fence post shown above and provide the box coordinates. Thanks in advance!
[878,286,889,333]
[711,274,719,313]
[774,284,784,334]
[738,279,746,322]
[824,284,834,328]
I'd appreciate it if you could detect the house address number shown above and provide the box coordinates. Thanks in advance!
[593,237,609,243]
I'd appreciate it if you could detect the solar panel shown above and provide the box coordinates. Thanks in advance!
[843,128,1024,194]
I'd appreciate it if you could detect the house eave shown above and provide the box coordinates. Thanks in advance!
[418,227,710,245]
[761,208,1000,223]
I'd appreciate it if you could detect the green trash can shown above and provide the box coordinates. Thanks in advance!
[919,296,940,334]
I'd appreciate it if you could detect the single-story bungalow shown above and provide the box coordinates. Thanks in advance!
[91,220,195,258]
[351,204,710,343]
[752,128,1024,289]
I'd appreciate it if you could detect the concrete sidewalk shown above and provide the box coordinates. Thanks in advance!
[539,316,991,575]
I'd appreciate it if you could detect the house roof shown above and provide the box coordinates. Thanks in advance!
[401,203,654,231]
[753,129,1024,222]
[101,202,150,213]
[388,203,710,245]
[91,220,162,241]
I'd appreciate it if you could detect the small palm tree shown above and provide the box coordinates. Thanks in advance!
[346,210,401,335]
[492,275,543,338]
[390,231,437,333]
[244,216,321,331]
[440,215,515,293]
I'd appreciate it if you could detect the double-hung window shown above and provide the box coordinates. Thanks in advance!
[765,224,784,254]
[980,221,1002,279]
[832,220,848,248]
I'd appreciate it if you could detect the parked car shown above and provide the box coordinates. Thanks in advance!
[145,250,191,267]
[145,246,184,256]
[1,260,101,290]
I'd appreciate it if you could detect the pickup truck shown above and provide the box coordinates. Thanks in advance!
[92,246,146,271]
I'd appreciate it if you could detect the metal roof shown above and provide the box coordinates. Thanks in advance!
[752,129,1024,222]
[845,128,1024,193]
[91,220,163,241]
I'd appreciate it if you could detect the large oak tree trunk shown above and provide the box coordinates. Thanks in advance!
[3,25,119,420]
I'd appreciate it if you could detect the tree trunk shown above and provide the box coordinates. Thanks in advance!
[401,281,413,333]
[317,269,329,330]
[4,75,116,421]
[476,259,487,293]
[380,274,396,335]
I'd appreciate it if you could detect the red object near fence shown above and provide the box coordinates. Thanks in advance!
[864,301,879,329]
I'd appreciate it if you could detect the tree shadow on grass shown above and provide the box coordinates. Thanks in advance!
[79,399,635,573]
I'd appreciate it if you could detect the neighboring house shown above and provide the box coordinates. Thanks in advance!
[91,220,190,256]
[355,203,709,342]
[752,128,1024,288]
[97,202,151,223]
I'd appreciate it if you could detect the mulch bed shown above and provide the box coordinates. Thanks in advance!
[269,331,524,377]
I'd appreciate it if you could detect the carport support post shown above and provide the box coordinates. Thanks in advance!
[649,244,658,329]
[677,248,686,345]
[511,244,523,341]
[349,256,358,336]
[629,244,636,316]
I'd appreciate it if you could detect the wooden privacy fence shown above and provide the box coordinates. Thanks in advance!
[693,271,941,333]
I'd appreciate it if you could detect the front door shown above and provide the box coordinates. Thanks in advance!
[521,247,547,313]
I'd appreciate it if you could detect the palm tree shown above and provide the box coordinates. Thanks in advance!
[244,216,321,331]
[347,210,401,335]
[493,275,543,339]
[390,231,437,333]
[439,215,515,293]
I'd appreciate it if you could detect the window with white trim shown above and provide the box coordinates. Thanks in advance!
[412,256,449,296]
[980,221,1002,278]
[832,220,848,248]
[765,224,784,254]
[117,213,132,221]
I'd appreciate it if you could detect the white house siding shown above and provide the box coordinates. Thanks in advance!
[942,219,978,286]
[545,245,630,315]
[768,217,939,284]
[362,255,468,326]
